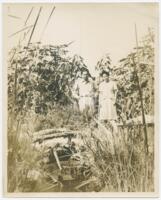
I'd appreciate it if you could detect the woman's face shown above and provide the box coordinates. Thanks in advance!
[102,73,109,82]
[82,71,88,81]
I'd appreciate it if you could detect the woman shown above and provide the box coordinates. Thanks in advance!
[98,71,117,123]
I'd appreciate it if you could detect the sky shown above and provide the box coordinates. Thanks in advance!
[4,3,158,75]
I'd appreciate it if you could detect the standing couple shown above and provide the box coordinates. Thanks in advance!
[73,70,117,125]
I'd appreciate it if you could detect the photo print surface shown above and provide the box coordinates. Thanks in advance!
[3,2,159,197]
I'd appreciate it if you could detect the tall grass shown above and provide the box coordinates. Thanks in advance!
[7,106,85,192]
[8,109,41,192]
[7,107,154,192]
[81,120,154,192]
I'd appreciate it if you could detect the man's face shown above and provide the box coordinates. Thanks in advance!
[82,71,88,81]
[102,73,109,82]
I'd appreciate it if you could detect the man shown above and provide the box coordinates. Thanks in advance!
[73,70,94,122]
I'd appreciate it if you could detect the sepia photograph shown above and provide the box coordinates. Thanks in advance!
[3,2,159,197]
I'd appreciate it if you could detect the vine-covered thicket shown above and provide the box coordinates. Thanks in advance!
[8,42,90,115]
[114,30,154,122]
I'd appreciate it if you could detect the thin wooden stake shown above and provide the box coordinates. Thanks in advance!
[8,14,21,19]
[39,6,55,41]
[9,25,33,38]
[53,150,62,170]
[24,7,34,26]
[134,24,148,155]
[27,7,42,46]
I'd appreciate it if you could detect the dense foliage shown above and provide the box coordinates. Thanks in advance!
[8,42,90,115]
[95,54,112,74]
[113,30,154,122]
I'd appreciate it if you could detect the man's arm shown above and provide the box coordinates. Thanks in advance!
[72,81,80,100]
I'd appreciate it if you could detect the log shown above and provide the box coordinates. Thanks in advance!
[33,131,79,143]
[33,128,67,136]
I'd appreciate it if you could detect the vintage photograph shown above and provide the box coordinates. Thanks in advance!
[3,2,159,196]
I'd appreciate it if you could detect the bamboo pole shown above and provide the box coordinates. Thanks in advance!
[14,63,18,104]
[134,24,148,155]
[12,7,36,105]
[24,7,34,26]
[9,25,33,38]
[134,24,148,192]
[27,7,42,46]
[10,7,34,63]
[8,14,21,19]
[39,6,55,41]
[19,7,34,44]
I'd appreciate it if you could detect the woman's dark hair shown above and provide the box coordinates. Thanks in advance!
[100,70,110,77]
[82,69,89,75]
[81,69,92,78]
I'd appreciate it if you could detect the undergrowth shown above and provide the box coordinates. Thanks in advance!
[7,108,154,192]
